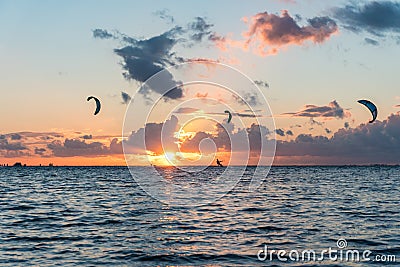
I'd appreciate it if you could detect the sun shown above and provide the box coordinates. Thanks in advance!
[164,152,177,165]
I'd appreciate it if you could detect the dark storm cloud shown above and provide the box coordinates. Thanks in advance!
[121,91,132,104]
[93,27,182,99]
[283,100,350,119]
[93,17,218,100]
[364,37,379,45]
[109,27,184,100]
[332,1,400,37]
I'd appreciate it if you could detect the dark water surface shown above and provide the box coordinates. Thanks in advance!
[0,166,399,266]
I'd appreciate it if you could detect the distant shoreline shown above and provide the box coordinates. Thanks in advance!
[1,164,399,167]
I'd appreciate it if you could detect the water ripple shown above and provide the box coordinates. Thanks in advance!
[0,166,399,266]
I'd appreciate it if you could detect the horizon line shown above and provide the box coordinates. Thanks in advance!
[2,164,399,167]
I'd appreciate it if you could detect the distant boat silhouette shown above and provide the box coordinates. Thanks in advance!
[12,162,23,167]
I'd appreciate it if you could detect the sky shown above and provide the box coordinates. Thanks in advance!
[1,0,400,165]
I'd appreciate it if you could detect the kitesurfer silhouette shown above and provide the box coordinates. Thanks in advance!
[216,158,223,167]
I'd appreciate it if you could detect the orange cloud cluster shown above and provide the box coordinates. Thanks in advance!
[215,10,338,56]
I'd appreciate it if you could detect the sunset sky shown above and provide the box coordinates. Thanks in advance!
[1,0,400,165]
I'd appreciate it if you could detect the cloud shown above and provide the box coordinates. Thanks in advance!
[173,107,201,114]
[188,17,214,42]
[93,27,183,99]
[0,131,123,159]
[275,128,285,136]
[121,91,131,104]
[283,100,350,119]
[92,29,114,39]
[232,92,261,106]
[180,131,213,153]
[202,110,262,120]
[332,1,400,37]
[111,27,184,100]
[180,122,271,154]
[364,37,379,46]
[94,17,219,100]
[0,138,28,158]
[290,124,302,128]
[47,138,122,157]
[153,9,174,24]
[5,112,400,164]
[276,113,400,164]
[80,134,92,140]
[0,140,26,151]
[11,133,22,140]
[308,118,324,127]
[124,115,179,155]
[219,10,337,55]
[254,80,270,88]
[286,130,294,136]
[34,148,46,155]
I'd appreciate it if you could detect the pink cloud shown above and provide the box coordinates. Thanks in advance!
[215,10,338,56]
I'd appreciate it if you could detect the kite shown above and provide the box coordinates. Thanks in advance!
[87,96,101,115]
[357,99,377,123]
[224,110,232,123]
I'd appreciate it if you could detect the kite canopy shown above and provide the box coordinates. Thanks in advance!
[87,96,101,115]
[224,110,232,123]
[357,99,377,123]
